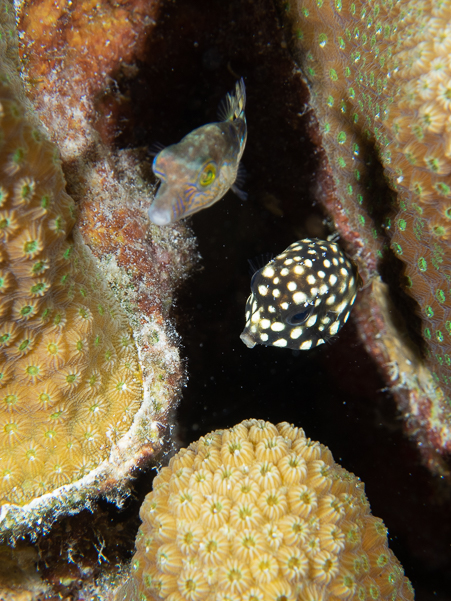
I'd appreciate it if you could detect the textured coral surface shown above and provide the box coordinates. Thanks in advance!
[0,0,197,550]
[118,419,414,601]
[280,0,451,466]
[0,11,144,507]
[18,0,197,437]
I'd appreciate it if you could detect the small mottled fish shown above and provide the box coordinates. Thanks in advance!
[148,79,247,225]
[240,238,358,350]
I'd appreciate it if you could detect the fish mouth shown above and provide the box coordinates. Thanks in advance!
[148,204,172,226]
[240,329,257,348]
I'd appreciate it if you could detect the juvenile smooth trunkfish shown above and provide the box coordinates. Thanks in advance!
[240,238,358,350]
[148,79,247,226]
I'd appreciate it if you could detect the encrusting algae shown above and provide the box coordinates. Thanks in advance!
[116,419,414,601]
[280,0,451,468]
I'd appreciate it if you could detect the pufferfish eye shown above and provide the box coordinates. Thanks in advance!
[199,162,217,186]
[285,305,313,326]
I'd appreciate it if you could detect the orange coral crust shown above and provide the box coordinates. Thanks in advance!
[19,0,160,149]
[118,419,414,601]
[282,0,451,456]
[0,70,143,505]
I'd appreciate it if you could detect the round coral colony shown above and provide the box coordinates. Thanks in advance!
[117,419,414,601]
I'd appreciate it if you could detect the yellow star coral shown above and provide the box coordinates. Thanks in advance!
[281,0,451,461]
[0,9,143,506]
[117,419,414,601]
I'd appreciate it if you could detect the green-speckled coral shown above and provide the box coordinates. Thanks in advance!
[116,419,414,601]
[283,0,451,453]
[0,12,143,505]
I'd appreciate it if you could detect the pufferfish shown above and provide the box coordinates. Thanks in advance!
[148,79,247,226]
[240,238,358,350]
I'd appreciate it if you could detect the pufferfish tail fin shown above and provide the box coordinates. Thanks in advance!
[218,78,246,122]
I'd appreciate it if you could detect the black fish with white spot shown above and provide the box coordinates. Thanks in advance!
[240,238,358,350]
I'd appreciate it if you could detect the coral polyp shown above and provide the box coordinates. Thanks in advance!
[116,419,414,601]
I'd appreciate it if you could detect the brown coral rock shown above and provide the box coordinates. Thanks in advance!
[281,0,451,469]
[117,419,414,601]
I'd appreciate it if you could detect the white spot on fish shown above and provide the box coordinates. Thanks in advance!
[318,271,325,278]
[263,266,275,278]
[307,275,316,285]
[273,277,280,284]
[300,340,312,350]
[271,322,285,332]
[306,314,318,327]
[260,319,271,329]
[281,268,290,276]
[293,291,307,304]
[258,285,268,296]
[274,339,288,347]
[329,321,340,335]
[319,284,329,295]
[273,288,281,298]
[323,259,331,268]
[326,295,336,305]
[329,274,337,285]
[251,311,261,323]
[287,281,297,291]
[290,327,303,339]
[294,265,304,275]
[336,300,348,313]
[261,333,269,342]
[304,259,313,268]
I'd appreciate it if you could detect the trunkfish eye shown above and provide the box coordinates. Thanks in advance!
[285,305,313,326]
[199,163,217,186]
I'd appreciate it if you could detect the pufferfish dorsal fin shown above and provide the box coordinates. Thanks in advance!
[217,77,246,122]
